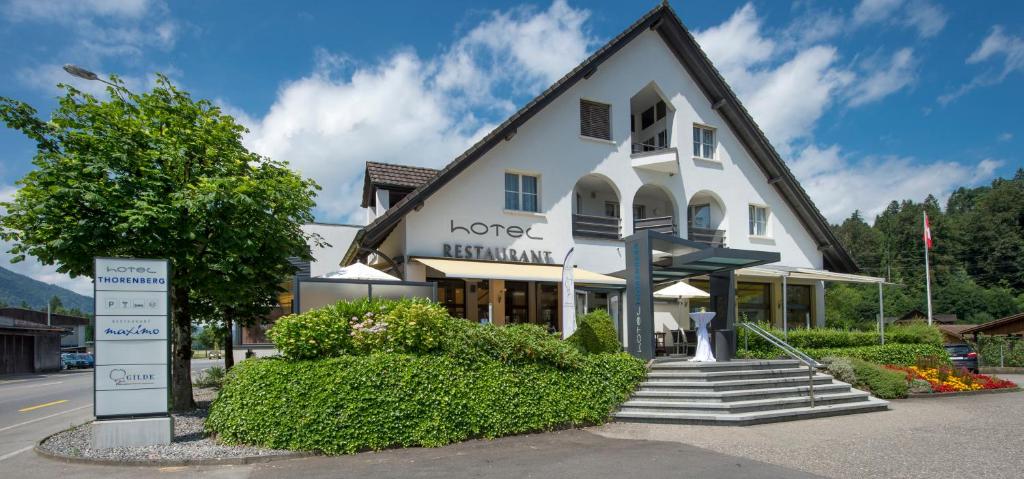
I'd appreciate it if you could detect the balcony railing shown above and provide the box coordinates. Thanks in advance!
[631,142,672,154]
[572,213,620,240]
[633,216,677,235]
[688,227,726,247]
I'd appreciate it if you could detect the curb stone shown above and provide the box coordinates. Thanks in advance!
[907,387,1020,399]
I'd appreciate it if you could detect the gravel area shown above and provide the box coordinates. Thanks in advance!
[592,375,1024,479]
[37,387,297,463]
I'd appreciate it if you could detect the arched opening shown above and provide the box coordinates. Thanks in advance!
[572,174,621,240]
[630,82,674,153]
[687,190,727,246]
[632,184,677,236]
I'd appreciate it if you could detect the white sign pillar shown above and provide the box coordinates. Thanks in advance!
[92,257,172,448]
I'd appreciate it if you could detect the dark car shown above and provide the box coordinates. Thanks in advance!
[60,353,93,369]
[945,343,978,373]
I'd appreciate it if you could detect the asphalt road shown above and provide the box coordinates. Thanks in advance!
[0,369,94,464]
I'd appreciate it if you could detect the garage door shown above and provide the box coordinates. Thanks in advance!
[0,334,35,374]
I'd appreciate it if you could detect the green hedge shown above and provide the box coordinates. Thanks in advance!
[848,357,908,399]
[206,353,646,454]
[568,310,622,354]
[736,343,950,366]
[738,322,943,354]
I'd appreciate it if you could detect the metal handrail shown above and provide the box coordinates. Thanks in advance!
[738,322,821,407]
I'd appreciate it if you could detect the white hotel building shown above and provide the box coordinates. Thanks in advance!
[240,4,877,354]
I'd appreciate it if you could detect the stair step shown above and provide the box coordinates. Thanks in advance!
[619,391,870,414]
[650,359,802,372]
[645,368,811,382]
[631,383,852,402]
[639,374,834,392]
[612,398,890,426]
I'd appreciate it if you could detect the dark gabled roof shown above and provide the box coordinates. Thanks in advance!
[961,312,1024,336]
[343,3,859,273]
[0,307,89,326]
[361,162,439,208]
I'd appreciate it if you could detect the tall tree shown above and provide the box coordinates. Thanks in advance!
[0,76,318,410]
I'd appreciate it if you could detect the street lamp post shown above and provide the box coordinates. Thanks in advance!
[62,64,121,89]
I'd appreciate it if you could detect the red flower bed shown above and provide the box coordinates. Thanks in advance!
[887,364,1018,394]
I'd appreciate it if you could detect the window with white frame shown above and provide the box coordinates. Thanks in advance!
[693,125,715,160]
[505,173,539,212]
[604,201,620,218]
[749,205,769,237]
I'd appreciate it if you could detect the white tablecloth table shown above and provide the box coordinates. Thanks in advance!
[688,311,717,362]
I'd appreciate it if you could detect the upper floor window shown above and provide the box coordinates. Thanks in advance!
[749,205,769,237]
[693,125,716,160]
[505,173,539,212]
[580,99,611,140]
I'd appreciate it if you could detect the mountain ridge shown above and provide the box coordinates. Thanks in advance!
[0,266,93,314]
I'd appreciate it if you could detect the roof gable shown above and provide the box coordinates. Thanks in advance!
[361,162,438,208]
[344,3,857,273]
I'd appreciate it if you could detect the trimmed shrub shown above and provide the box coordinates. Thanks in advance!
[736,343,950,366]
[206,353,646,454]
[568,310,622,354]
[439,321,585,369]
[822,357,856,384]
[849,358,908,399]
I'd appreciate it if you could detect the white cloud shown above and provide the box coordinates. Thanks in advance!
[694,4,853,152]
[939,25,1024,105]
[852,0,947,38]
[238,0,594,223]
[848,48,917,107]
[998,132,1013,142]
[5,0,179,93]
[853,0,904,26]
[791,146,1003,222]
[4,0,151,21]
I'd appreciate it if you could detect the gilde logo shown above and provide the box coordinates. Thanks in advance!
[109,368,156,386]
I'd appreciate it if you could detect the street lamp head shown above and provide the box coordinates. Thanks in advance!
[62,64,99,81]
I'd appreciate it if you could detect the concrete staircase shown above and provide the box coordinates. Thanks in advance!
[612,359,889,426]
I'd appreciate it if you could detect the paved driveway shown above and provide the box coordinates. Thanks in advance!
[594,374,1024,479]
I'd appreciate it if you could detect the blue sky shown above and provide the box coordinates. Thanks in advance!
[1,0,1022,293]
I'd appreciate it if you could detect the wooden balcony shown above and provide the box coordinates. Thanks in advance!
[688,227,726,247]
[572,213,620,240]
[633,216,677,235]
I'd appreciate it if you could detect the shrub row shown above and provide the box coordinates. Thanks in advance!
[736,343,950,366]
[205,353,646,454]
[823,357,908,399]
[737,322,943,354]
[567,310,622,354]
[975,336,1024,367]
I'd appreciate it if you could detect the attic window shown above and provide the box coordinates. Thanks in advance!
[580,99,611,141]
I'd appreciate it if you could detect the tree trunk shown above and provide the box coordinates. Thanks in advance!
[171,285,195,411]
[223,316,235,371]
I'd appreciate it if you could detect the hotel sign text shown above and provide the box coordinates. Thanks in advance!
[445,219,553,264]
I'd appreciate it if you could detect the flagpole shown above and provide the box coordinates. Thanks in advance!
[923,211,933,326]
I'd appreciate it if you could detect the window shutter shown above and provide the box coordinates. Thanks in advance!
[580,100,611,140]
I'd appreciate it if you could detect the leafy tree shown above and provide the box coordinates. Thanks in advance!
[0,75,318,410]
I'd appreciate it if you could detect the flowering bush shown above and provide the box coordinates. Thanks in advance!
[349,299,448,355]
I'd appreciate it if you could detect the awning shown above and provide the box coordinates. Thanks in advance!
[413,257,625,286]
[736,265,885,284]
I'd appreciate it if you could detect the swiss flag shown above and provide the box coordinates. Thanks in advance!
[923,212,934,250]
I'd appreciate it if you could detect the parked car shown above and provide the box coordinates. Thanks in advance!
[61,352,94,369]
[945,343,979,373]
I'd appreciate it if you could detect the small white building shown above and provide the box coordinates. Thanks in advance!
[337,4,864,349]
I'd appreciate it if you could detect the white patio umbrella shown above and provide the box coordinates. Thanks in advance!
[654,281,710,335]
[320,262,400,281]
[653,281,710,300]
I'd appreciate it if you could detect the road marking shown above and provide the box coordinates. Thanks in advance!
[0,445,34,462]
[18,399,68,413]
[0,404,92,433]
[0,381,64,392]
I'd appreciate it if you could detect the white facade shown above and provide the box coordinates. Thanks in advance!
[351,29,834,336]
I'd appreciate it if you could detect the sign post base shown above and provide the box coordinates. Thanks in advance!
[92,416,173,449]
